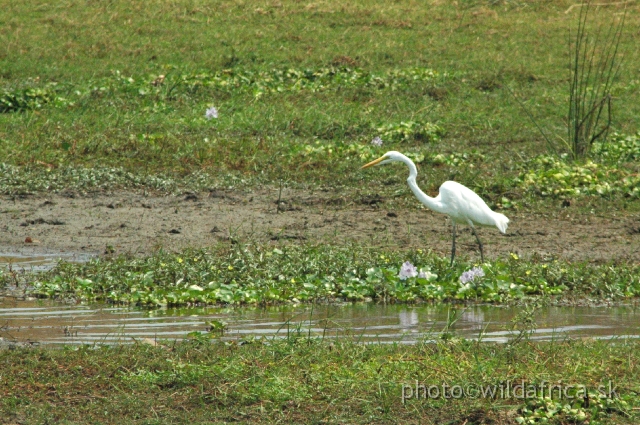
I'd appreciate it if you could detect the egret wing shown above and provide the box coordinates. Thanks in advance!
[438,181,497,227]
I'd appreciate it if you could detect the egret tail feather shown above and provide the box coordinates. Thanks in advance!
[494,213,509,234]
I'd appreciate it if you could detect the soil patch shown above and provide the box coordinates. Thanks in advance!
[1,189,638,262]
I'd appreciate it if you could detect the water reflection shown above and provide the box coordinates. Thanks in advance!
[0,299,639,346]
[0,251,94,272]
[398,309,419,331]
[461,309,485,330]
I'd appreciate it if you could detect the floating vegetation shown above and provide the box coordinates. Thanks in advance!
[19,245,640,307]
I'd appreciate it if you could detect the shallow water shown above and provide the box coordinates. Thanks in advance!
[1,299,639,346]
[0,251,93,272]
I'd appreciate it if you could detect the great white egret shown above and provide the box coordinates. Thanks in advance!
[361,151,509,266]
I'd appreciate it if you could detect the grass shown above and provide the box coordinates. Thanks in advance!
[0,1,639,208]
[1,2,640,424]
[1,337,638,424]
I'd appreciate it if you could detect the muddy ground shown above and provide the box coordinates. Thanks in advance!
[1,188,639,263]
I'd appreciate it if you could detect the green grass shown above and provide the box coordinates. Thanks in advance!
[1,337,638,424]
[1,3,640,424]
[0,0,639,205]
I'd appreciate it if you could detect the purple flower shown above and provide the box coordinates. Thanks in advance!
[205,106,219,120]
[371,136,383,147]
[398,261,418,280]
[459,266,485,284]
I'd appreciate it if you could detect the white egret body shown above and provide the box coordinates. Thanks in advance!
[362,151,509,265]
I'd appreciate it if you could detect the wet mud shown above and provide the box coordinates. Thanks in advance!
[0,189,638,263]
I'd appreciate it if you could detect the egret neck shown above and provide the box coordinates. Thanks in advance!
[402,156,447,215]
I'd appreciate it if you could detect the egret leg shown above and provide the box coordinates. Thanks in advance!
[450,222,457,267]
[470,225,484,263]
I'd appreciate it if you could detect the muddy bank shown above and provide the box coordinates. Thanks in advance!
[0,189,638,262]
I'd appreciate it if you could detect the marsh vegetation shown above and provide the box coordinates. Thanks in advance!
[1,0,639,423]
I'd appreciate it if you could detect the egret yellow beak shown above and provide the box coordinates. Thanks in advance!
[361,155,388,169]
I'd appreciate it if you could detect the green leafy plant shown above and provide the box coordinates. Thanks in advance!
[517,392,629,424]
[376,121,444,143]
[507,301,541,345]
[517,154,640,199]
[428,151,485,167]
[16,244,639,307]
[95,67,446,100]
[592,131,640,163]
[0,86,64,113]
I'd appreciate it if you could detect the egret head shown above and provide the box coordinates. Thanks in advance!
[361,151,406,169]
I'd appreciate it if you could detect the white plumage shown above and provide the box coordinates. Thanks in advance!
[362,151,509,265]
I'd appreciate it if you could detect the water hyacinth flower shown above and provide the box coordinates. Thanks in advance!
[205,106,219,120]
[398,261,418,280]
[459,266,485,284]
[371,136,383,147]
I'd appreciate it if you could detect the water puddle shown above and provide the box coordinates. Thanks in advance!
[0,250,93,272]
[1,300,639,346]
